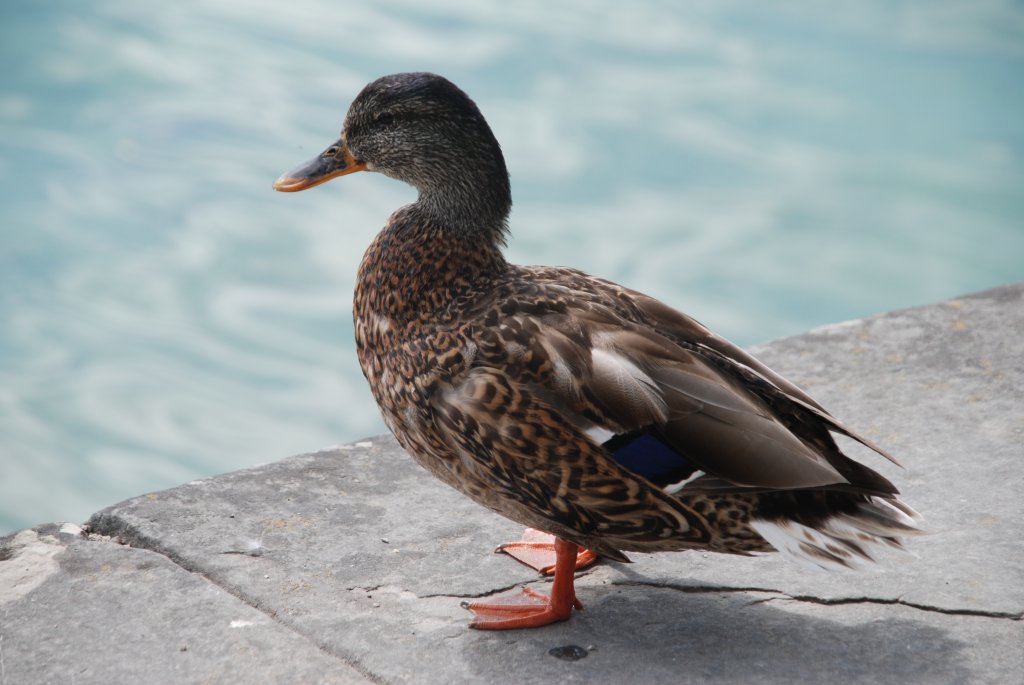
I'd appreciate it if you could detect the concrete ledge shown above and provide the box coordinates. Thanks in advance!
[2,284,1022,684]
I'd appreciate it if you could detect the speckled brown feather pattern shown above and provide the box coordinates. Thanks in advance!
[284,72,921,572]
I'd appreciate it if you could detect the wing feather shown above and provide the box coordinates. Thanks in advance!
[633,292,900,466]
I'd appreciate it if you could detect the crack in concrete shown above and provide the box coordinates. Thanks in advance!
[612,580,780,596]
[414,573,757,604]
[416,567,598,601]
[783,593,1024,621]
[347,584,385,594]
[610,579,1024,621]
[418,579,536,600]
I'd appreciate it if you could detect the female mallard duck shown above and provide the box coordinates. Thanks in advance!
[274,72,921,630]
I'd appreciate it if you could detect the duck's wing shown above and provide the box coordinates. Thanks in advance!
[455,273,898,502]
[529,304,892,496]
[629,291,901,467]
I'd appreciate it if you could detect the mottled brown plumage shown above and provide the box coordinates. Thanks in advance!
[275,72,922,629]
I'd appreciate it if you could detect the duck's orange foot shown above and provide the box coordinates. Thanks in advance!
[463,586,583,630]
[496,528,599,576]
[468,536,585,630]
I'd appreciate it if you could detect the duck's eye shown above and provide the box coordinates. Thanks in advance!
[374,112,395,127]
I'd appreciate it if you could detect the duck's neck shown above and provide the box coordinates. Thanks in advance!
[414,163,512,242]
[354,204,509,331]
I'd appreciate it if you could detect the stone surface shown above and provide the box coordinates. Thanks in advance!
[2,284,1022,684]
[0,524,370,684]
[635,282,1024,617]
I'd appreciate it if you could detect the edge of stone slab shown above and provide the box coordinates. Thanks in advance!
[758,281,1022,347]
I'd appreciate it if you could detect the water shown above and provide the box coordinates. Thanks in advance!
[2,1,1022,535]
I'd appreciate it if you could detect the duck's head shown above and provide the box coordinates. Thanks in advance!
[274,72,511,235]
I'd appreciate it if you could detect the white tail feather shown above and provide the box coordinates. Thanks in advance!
[751,496,923,572]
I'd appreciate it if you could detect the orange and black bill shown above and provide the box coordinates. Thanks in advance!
[273,137,367,192]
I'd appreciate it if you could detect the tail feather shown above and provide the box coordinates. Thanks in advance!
[751,495,924,572]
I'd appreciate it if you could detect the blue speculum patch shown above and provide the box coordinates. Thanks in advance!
[606,431,695,487]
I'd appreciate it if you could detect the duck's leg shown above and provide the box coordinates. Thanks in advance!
[495,528,599,575]
[465,536,583,630]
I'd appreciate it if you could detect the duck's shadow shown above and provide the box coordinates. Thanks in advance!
[462,571,969,683]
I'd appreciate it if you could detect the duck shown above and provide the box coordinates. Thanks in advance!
[273,72,922,630]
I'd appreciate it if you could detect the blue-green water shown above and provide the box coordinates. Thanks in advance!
[2,1,1022,535]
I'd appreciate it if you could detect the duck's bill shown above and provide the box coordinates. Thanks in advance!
[273,138,367,192]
